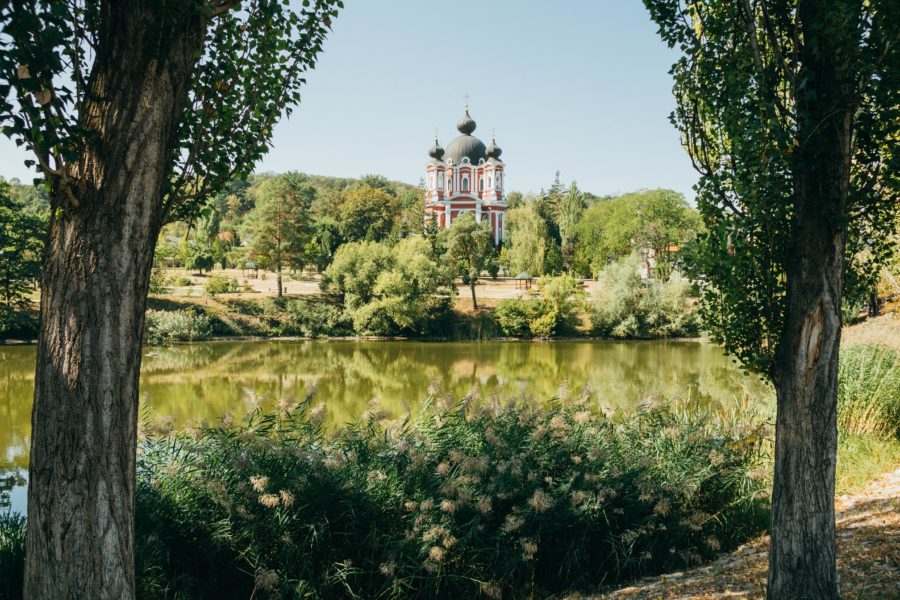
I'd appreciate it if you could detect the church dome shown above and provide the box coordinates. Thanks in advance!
[428,136,444,161]
[456,109,477,135]
[445,134,487,164]
[486,136,502,160]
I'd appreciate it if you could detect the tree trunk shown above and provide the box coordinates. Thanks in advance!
[767,2,853,597]
[470,281,478,310]
[277,264,284,298]
[25,4,203,598]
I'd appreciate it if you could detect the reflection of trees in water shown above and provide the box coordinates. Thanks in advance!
[1,340,771,477]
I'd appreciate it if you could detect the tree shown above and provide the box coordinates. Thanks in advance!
[445,212,493,310]
[558,181,585,273]
[644,1,898,596]
[321,240,394,310]
[573,189,700,279]
[337,185,401,242]
[0,179,44,333]
[355,237,455,334]
[532,171,565,246]
[245,173,316,296]
[0,1,339,596]
[504,203,550,277]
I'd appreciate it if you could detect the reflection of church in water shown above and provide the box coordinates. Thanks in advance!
[424,104,507,245]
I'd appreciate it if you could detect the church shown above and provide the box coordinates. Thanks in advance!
[424,105,507,245]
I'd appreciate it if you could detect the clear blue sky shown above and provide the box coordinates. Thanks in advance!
[0,1,697,199]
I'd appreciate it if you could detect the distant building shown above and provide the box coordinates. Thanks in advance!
[424,105,506,244]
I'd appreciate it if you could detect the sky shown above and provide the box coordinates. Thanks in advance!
[0,1,698,199]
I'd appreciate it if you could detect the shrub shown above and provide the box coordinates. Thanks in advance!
[145,309,213,345]
[494,276,581,338]
[837,344,900,437]
[130,400,767,599]
[494,299,538,337]
[148,268,172,295]
[205,275,240,296]
[175,276,193,287]
[324,238,455,336]
[590,255,699,338]
[0,513,25,599]
[282,299,353,337]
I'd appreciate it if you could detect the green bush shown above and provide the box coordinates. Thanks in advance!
[324,238,455,336]
[494,300,539,337]
[0,513,25,599]
[129,400,766,599]
[494,276,581,338]
[590,256,699,339]
[145,309,213,345]
[205,275,241,296]
[175,276,193,287]
[148,268,172,295]
[838,344,900,438]
[282,299,353,337]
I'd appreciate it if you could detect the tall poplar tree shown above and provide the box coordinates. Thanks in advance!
[644,1,898,597]
[0,1,340,597]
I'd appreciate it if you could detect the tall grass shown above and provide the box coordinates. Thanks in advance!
[132,398,767,599]
[837,344,900,438]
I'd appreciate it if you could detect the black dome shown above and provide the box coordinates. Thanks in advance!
[456,109,476,135]
[486,136,502,159]
[428,136,444,160]
[445,135,487,164]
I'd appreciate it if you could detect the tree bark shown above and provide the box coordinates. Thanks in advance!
[767,2,855,597]
[470,281,478,310]
[25,3,203,598]
[277,264,284,298]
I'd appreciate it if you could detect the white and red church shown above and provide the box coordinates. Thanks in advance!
[424,106,507,245]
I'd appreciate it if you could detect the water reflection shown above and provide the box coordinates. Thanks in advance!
[0,339,770,513]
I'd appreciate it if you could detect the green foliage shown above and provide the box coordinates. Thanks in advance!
[244,173,316,277]
[503,203,549,277]
[148,269,172,295]
[322,241,394,309]
[145,309,213,346]
[0,0,341,222]
[837,344,900,438]
[205,275,240,297]
[0,513,25,599]
[129,400,766,599]
[644,0,899,374]
[323,238,455,336]
[281,299,353,337]
[573,189,700,279]
[589,256,699,339]
[336,186,401,243]
[0,179,44,334]
[558,182,586,272]
[494,300,540,337]
[494,275,582,338]
[444,212,494,307]
[835,435,900,495]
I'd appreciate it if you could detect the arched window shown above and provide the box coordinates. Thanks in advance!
[438,173,444,190]
[429,174,435,189]
[462,176,469,192]
[447,177,452,192]
[497,173,503,189]
[487,175,493,188]
[479,177,484,191]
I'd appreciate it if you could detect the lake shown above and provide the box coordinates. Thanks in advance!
[0,339,770,513]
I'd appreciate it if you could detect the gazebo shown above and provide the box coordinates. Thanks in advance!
[513,272,533,290]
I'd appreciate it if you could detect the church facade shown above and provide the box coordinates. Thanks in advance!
[424,106,507,244]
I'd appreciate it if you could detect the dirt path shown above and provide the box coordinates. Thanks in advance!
[578,468,900,600]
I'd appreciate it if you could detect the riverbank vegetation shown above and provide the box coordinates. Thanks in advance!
[1,339,897,599]
[0,340,900,598]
